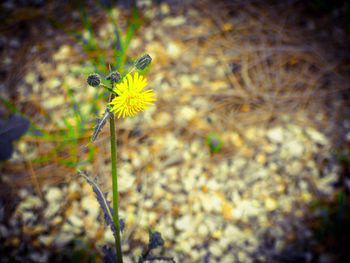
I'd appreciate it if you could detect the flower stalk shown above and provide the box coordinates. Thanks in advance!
[86,54,155,263]
[109,111,123,263]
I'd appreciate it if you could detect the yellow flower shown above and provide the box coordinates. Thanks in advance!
[109,72,156,118]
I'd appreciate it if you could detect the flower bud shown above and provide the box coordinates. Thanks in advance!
[135,54,152,70]
[87,73,101,87]
[106,71,121,83]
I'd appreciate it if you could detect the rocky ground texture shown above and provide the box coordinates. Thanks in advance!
[1,0,350,262]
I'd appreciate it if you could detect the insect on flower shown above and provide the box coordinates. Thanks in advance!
[109,72,156,118]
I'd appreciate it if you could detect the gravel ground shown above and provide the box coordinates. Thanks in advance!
[4,121,339,262]
[1,1,350,262]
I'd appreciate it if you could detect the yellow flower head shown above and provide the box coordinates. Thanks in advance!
[109,72,156,118]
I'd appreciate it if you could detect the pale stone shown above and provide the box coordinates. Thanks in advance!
[284,139,304,158]
[54,232,75,247]
[53,45,72,61]
[103,228,115,244]
[166,42,181,59]
[306,128,328,145]
[163,16,186,27]
[264,198,278,211]
[119,171,135,193]
[45,187,63,203]
[209,243,223,257]
[45,203,61,218]
[39,235,54,246]
[175,215,193,231]
[17,196,43,210]
[81,195,100,219]
[160,3,170,15]
[288,161,303,176]
[267,127,284,143]
[25,72,36,85]
[67,214,84,228]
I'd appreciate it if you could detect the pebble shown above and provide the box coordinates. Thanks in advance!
[284,139,304,158]
[54,232,75,247]
[67,214,84,229]
[45,187,63,203]
[46,78,62,90]
[209,243,223,257]
[287,161,304,176]
[163,16,186,27]
[306,128,328,146]
[42,95,65,110]
[39,235,54,246]
[81,195,100,219]
[45,203,61,218]
[119,171,135,193]
[160,3,170,15]
[264,197,278,211]
[166,42,181,59]
[53,45,72,61]
[267,127,285,143]
[175,215,193,231]
[15,196,43,214]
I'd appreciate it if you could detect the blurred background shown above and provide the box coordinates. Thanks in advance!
[1,0,350,262]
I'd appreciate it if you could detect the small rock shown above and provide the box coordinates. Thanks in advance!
[160,3,170,15]
[25,72,36,85]
[306,128,328,146]
[81,195,100,219]
[39,235,54,246]
[209,243,223,257]
[255,153,267,164]
[197,224,209,236]
[119,172,135,193]
[284,140,304,158]
[53,45,72,61]
[175,215,193,231]
[166,42,181,59]
[45,187,63,203]
[267,127,285,143]
[54,232,75,247]
[154,111,172,126]
[163,16,186,27]
[46,78,61,90]
[287,161,303,176]
[45,203,62,218]
[67,214,84,228]
[17,196,43,210]
[42,96,65,109]
[264,198,278,211]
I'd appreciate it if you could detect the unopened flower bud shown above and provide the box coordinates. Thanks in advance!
[87,73,101,87]
[135,54,152,70]
[106,71,121,83]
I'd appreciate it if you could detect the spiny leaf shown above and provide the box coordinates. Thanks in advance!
[91,108,113,142]
[102,246,118,263]
[78,170,120,240]
[138,231,175,263]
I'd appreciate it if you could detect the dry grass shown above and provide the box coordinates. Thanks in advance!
[197,0,349,133]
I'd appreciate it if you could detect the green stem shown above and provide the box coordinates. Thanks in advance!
[109,116,123,263]
[100,83,115,93]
